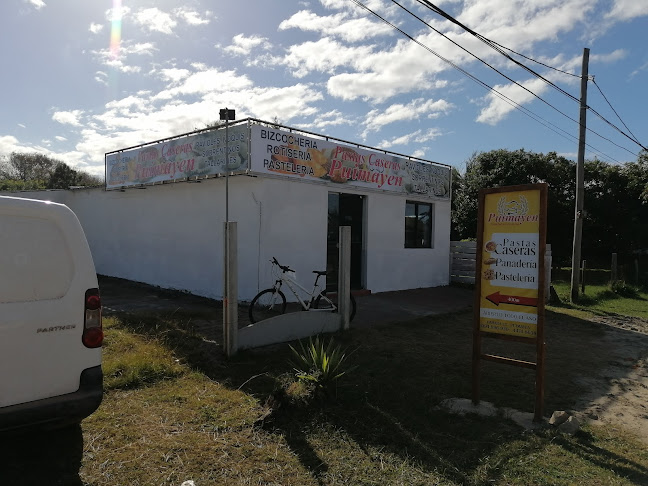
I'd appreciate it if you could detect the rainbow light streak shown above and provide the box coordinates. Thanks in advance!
[110,0,122,61]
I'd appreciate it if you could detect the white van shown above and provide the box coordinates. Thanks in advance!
[0,196,103,431]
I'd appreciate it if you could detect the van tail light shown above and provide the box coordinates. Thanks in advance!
[83,288,103,348]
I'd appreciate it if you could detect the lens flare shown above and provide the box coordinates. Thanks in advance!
[110,0,122,61]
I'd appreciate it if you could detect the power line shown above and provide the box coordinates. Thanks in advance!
[414,0,580,103]
[413,0,646,154]
[590,78,642,146]
[396,0,638,157]
[488,41,581,79]
[349,0,620,163]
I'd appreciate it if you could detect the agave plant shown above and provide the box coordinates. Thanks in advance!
[288,335,354,396]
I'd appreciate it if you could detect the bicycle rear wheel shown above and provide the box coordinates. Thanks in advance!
[249,288,287,323]
[314,292,356,322]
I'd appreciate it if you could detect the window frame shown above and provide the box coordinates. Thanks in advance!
[404,200,434,249]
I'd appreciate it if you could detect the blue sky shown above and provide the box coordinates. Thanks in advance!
[1,0,647,177]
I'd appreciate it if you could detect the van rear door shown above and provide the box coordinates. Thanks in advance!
[0,197,100,407]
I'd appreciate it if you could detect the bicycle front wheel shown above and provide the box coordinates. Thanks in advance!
[314,292,357,322]
[249,288,287,323]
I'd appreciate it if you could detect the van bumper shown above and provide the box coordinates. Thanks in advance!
[0,366,103,433]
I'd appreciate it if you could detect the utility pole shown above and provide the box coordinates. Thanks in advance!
[570,48,589,302]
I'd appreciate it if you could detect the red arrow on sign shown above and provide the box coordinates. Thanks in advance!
[486,291,538,307]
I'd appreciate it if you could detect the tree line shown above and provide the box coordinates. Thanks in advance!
[0,152,102,191]
[451,149,648,266]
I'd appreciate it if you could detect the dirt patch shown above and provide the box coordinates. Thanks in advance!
[573,314,648,443]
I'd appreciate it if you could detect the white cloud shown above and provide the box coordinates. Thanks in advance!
[283,37,375,78]
[225,34,272,56]
[630,60,648,79]
[457,0,595,47]
[591,49,627,64]
[53,61,325,167]
[605,0,648,21]
[158,68,191,83]
[89,23,104,34]
[410,149,426,159]
[224,84,324,122]
[55,136,68,142]
[25,0,45,10]
[279,10,392,42]
[0,137,95,174]
[134,8,177,35]
[52,110,84,127]
[476,77,550,125]
[364,98,452,133]
[95,71,108,86]
[17,123,26,129]
[297,110,357,131]
[0,135,22,154]
[92,42,157,73]
[154,68,254,100]
[174,7,211,25]
[105,96,150,114]
[106,5,130,22]
[378,128,444,149]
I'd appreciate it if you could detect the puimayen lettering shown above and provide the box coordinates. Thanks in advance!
[328,160,403,188]
[488,213,539,224]
[260,129,318,149]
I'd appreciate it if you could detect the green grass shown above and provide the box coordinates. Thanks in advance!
[4,309,648,485]
[550,279,648,319]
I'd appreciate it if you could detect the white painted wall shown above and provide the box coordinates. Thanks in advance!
[365,193,451,292]
[67,178,266,301]
[2,176,451,300]
[253,177,329,299]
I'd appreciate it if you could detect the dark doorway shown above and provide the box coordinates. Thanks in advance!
[327,192,364,290]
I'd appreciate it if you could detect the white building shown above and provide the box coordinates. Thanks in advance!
[8,120,452,301]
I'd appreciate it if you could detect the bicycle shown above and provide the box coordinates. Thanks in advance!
[248,257,357,324]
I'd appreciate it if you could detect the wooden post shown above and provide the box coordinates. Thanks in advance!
[611,253,618,283]
[544,246,552,303]
[581,260,586,294]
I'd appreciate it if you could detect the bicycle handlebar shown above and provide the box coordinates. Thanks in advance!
[271,257,294,273]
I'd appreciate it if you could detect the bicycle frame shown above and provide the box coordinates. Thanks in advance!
[271,265,336,312]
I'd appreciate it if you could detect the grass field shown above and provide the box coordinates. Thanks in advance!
[5,297,648,486]
[550,267,648,319]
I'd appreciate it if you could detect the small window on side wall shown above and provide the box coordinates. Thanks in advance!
[405,201,433,248]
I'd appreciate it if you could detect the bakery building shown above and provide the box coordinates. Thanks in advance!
[11,119,453,301]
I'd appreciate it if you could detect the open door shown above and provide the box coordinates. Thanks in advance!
[327,192,364,290]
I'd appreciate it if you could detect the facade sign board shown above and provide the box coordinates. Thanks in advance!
[472,183,547,422]
[478,188,544,338]
[105,123,249,189]
[249,125,450,199]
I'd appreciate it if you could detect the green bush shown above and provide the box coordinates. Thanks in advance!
[289,335,355,398]
[609,280,640,298]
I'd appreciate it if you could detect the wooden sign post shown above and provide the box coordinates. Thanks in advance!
[472,183,548,422]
